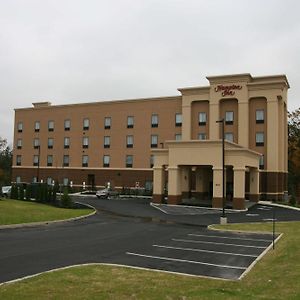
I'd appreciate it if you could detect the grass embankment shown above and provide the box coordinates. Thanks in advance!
[0,198,94,225]
[0,221,299,299]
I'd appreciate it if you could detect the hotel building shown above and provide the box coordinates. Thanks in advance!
[12,73,289,209]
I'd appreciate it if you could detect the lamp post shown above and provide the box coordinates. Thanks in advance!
[37,145,41,182]
[216,118,226,222]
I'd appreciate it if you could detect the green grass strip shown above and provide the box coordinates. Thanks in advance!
[0,198,94,225]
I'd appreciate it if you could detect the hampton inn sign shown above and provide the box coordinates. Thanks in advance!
[215,84,242,96]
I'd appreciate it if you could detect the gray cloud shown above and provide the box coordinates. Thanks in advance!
[1,0,299,144]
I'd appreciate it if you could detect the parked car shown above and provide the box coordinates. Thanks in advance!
[96,188,118,199]
[1,186,11,198]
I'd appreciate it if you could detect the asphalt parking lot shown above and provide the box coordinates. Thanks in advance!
[0,200,283,284]
[121,227,278,280]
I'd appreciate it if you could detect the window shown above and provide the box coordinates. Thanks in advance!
[34,121,40,132]
[64,119,71,131]
[225,111,234,125]
[82,137,89,148]
[104,136,110,148]
[82,155,88,167]
[103,155,110,167]
[256,132,264,146]
[47,177,53,185]
[16,155,22,166]
[32,176,37,183]
[150,155,154,168]
[126,155,133,168]
[16,176,21,184]
[259,155,264,169]
[17,122,23,132]
[175,113,182,127]
[104,117,111,129]
[126,135,134,148]
[151,135,158,148]
[83,118,89,130]
[198,133,206,140]
[64,137,70,149]
[256,109,264,124]
[225,132,234,142]
[33,155,39,166]
[48,138,54,149]
[17,139,22,149]
[33,138,40,149]
[48,120,54,132]
[47,155,53,166]
[151,114,158,128]
[127,116,134,128]
[63,155,69,167]
[175,134,182,141]
[145,180,153,191]
[63,178,69,186]
[198,112,207,126]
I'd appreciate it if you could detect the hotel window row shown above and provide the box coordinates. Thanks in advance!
[16,154,155,168]
[197,109,265,126]
[16,113,183,133]
[17,134,163,150]
[16,110,264,134]
[17,131,265,150]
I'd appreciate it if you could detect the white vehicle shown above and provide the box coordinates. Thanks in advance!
[96,188,118,199]
[1,186,11,198]
[96,188,109,199]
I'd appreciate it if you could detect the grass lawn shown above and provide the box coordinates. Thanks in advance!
[0,198,94,225]
[0,221,299,300]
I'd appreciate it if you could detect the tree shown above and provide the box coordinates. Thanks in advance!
[0,138,12,186]
[288,108,300,201]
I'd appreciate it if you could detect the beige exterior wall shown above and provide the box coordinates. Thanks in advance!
[12,73,289,201]
[13,97,182,171]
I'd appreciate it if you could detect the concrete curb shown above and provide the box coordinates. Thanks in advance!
[259,201,300,211]
[150,202,248,213]
[0,202,96,230]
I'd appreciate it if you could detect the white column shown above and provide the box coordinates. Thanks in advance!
[233,168,246,209]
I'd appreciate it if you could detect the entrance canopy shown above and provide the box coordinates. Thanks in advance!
[152,140,261,210]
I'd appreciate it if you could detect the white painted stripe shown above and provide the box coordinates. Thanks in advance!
[172,238,267,249]
[188,233,272,243]
[152,244,257,257]
[150,203,168,214]
[263,218,277,221]
[126,252,246,270]
[246,214,260,216]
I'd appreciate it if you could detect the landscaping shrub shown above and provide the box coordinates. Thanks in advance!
[25,184,31,200]
[61,188,73,208]
[18,185,24,200]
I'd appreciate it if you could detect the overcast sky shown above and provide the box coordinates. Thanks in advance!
[1,0,300,145]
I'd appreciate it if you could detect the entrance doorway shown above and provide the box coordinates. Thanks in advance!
[88,174,95,190]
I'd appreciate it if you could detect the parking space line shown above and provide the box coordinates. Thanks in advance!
[188,233,272,242]
[172,238,267,249]
[126,252,247,270]
[152,244,257,257]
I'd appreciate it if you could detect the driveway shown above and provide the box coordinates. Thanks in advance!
[1,197,298,283]
[75,196,300,226]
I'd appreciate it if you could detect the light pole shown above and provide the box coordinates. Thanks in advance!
[216,119,226,221]
[37,145,41,182]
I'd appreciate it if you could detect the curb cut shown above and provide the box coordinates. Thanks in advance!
[259,201,300,211]
[0,202,96,231]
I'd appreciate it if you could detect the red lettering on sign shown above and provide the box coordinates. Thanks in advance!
[214,84,242,97]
